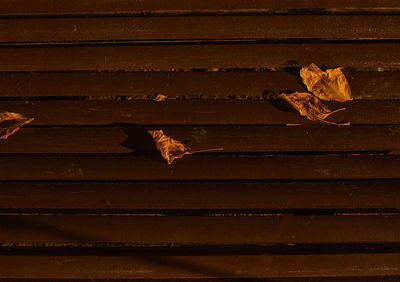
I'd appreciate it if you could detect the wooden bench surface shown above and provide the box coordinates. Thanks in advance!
[0,0,399,280]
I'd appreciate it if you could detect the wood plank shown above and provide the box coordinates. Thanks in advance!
[2,100,399,125]
[1,180,400,210]
[1,215,400,244]
[1,254,399,279]
[0,15,399,43]
[0,126,398,154]
[0,0,398,16]
[0,71,399,99]
[0,154,398,181]
[0,43,398,72]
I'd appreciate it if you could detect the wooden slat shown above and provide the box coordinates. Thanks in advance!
[0,126,398,154]
[1,180,400,210]
[0,0,398,16]
[2,100,399,125]
[0,71,399,99]
[1,215,399,244]
[0,43,398,72]
[0,155,398,181]
[0,15,399,43]
[1,253,399,279]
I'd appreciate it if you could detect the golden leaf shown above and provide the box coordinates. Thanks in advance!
[148,129,223,165]
[0,112,34,140]
[153,93,168,102]
[300,63,352,102]
[279,92,347,125]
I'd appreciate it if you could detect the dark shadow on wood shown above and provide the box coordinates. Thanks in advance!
[118,124,171,163]
[119,126,157,153]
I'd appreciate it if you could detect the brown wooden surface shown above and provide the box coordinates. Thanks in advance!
[0,0,399,16]
[0,43,398,72]
[0,15,399,43]
[0,154,398,181]
[1,1,399,280]
[2,100,399,125]
[0,71,399,99]
[0,215,399,244]
[1,180,399,210]
[0,125,398,154]
[0,254,399,279]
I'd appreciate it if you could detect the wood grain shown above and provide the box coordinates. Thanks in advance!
[0,15,399,43]
[0,71,399,99]
[1,180,400,210]
[0,126,398,154]
[0,43,398,71]
[0,154,398,181]
[0,0,398,16]
[2,100,399,125]
[0,253,399,279]
[1,215,400,244]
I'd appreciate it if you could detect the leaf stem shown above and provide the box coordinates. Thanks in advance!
[187,148,224,155]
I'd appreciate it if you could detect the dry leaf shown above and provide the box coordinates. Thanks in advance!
[0,112,34,140]
[148,129,189,165]
[148,129,223,165]
[279,92,346,125]
[153,93,168,102]
[300,63,352,102]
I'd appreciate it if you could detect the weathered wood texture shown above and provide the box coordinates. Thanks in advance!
[1,180,399,210]
[0,0,399,16]
[1,254,399,279]
[0,155,399,181]
[2,100,399,125]
[0,71,399,99]
[0,43,398,72]
[0,15,399,43]
[1,215,399,244]
[0,126,398,154]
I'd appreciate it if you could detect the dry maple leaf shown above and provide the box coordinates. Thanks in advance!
[300,63,352,102]
[0,112,34,140]
[279,92,347,125]
[153,93,168,102]
[148,129,223,165]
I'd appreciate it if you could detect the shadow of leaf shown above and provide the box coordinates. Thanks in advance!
[118,124,167,163]
[119,126,157,153]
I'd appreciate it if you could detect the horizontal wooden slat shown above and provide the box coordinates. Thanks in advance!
[1,253,400,279]
[0,126,398,154]
[0,43,399,72]
[1,215,399,244]
[0,71,399,99]
[0,154,398,181]
[0,0,398,16]
[0,15,399,43]
[1,100,399,125]
[1,180,400,210]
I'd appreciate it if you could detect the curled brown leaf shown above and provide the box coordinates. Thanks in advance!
[153,93,168,102]
[300,63,352,102]
[279,92,347,125]
[148,129,223,165]
[0,112,34,140]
